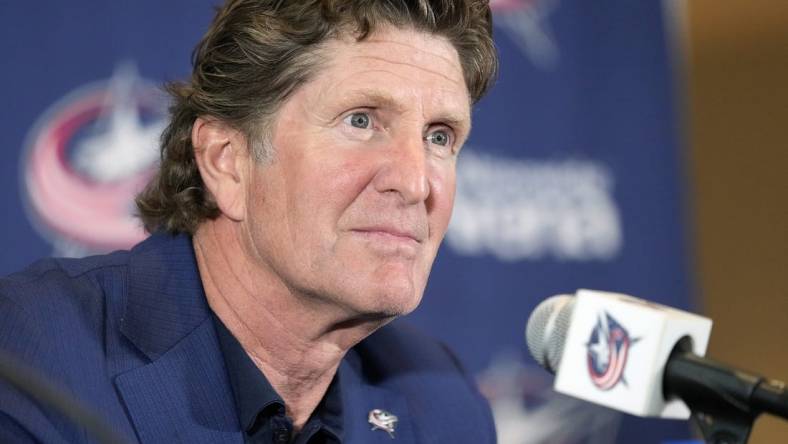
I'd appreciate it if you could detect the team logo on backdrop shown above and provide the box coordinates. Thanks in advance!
[21,63,166,256]
[490,0,561,69]
[446,150,622,262]
[586,312,639,391]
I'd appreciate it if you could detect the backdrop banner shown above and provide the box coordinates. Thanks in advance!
[0,1,694,443]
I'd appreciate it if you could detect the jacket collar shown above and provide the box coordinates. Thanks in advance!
[115,233,242,442]
[121,232,209,361]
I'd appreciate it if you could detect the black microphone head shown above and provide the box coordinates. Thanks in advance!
[525,295,576,374]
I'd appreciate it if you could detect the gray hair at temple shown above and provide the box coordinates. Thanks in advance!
[135,0,499,235]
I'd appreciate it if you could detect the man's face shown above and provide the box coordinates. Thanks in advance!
[241,27,471,319]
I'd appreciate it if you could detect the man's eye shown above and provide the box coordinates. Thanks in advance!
[426,129,452,147]
[345,112,371,129]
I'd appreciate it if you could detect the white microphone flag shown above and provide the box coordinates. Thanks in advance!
[554,289,712,418]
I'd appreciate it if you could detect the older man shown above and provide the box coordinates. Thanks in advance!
[0,1,498,443]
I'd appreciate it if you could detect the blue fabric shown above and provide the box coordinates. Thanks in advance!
[212,313,342,443]
[0,232,496,443]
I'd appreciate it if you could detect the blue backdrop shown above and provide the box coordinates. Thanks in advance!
[0,1,695,443]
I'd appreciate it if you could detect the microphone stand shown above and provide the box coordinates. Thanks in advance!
[663,342,788,444]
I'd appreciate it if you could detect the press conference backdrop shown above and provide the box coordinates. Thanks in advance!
[0,1,694,443]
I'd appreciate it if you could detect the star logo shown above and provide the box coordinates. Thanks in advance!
[21,62,166,256]
[585,312,640,391]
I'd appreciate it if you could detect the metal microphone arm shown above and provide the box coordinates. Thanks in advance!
[663,340,788,444]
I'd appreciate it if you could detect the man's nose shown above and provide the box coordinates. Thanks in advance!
[373,132,430,205]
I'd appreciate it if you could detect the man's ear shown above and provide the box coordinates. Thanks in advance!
[192,117,248,221]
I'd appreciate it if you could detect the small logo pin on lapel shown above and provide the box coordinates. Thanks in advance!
[368,408,397,438]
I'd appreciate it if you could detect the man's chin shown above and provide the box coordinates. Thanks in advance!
[350,284,423,319]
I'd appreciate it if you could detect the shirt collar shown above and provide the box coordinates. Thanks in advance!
[212,314,284,431]
[211,314,344,441]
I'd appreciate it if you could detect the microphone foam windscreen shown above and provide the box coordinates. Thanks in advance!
[525,295,575,373]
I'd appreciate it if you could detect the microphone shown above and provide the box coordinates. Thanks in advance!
[525,290,788,424]
[0,350,129,444]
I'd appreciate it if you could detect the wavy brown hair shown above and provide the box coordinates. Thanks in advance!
[136,0,498,234]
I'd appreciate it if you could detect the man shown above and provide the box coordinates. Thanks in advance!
[0,0,498,442]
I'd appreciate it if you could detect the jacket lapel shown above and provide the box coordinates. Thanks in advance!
[114,234,243,444]
[114,319,242,443]
[339,352,416,443]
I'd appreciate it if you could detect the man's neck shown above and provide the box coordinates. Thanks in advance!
[192,218,386,431]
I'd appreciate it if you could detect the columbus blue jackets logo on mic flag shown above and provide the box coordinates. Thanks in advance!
[586,312,639,391]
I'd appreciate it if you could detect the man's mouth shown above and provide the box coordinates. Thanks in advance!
[350,226,425,247]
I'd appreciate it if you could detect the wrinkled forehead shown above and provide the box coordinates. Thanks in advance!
[310,27,472,116]
[339,27,466,87]
[346,28,465,79]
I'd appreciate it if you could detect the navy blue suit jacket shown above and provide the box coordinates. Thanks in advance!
[0,233,496,443]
